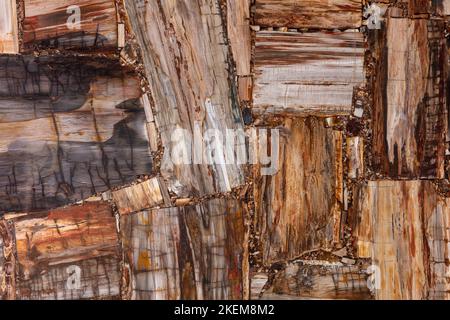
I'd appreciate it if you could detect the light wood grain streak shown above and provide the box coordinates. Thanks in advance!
[253,31,365,116]
[23,0,117,51]
[124,0,245,197]
[0,0,19,53]
[254,118,343,264]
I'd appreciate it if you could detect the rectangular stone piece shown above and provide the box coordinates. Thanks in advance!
[254,118,343,264]
[371,17,447,179]
[13,202,121,300]
[112,177,169,215]
[0,55,152,212]
[253,31,365,116]
[120,198,246,300]
[124,0,246,198]
[351,180,450,300]
[23,0,118,52]
[254,0,362,29]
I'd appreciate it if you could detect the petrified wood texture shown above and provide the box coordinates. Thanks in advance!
[424,185,450,300]
[347,136,364,179]
[371,16,447,179]
[256,258,372,300]
[434,0,450,15]
[0,218,16,300]
[12,202,120,300]
[121,199,245,300]
[0,55,152,212]
[254,118,343,265]
[254,0,362,29]
[227,0,251,102]
[351,181,427,299]
[124,0,245,198]
[401,0,430,15]
[253,31,365,116]
[399,0,450,15]
[227,0,250,77]
[0,0,19,54]
[351,181,450,300]
[22,0,118,52]
[111,177,170,215]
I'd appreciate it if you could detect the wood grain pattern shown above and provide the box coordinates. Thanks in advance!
[13,202,120,300]
[352,181,427,300]
[400,0,435,15]
[258,259,372,300]
[238,76,252,102]
[0,0,19,53]
[254,0,362,29]
[0,55,152,212]
[423,185,450,300]
[124,0,245,198]
[111,177,170,215]
[23,0,118,52]
[351,180,450,300]
[227,0,251,102]
[254,118,343,265]
[371,17,447,178]
[121,199,246,300]
[253,31,365,116]
[423,183,450,300]
[227,0,250,77]
[347,136,364,179]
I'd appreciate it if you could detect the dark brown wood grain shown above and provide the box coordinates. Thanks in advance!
[257,259,372,300]
[111,177,171,215]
